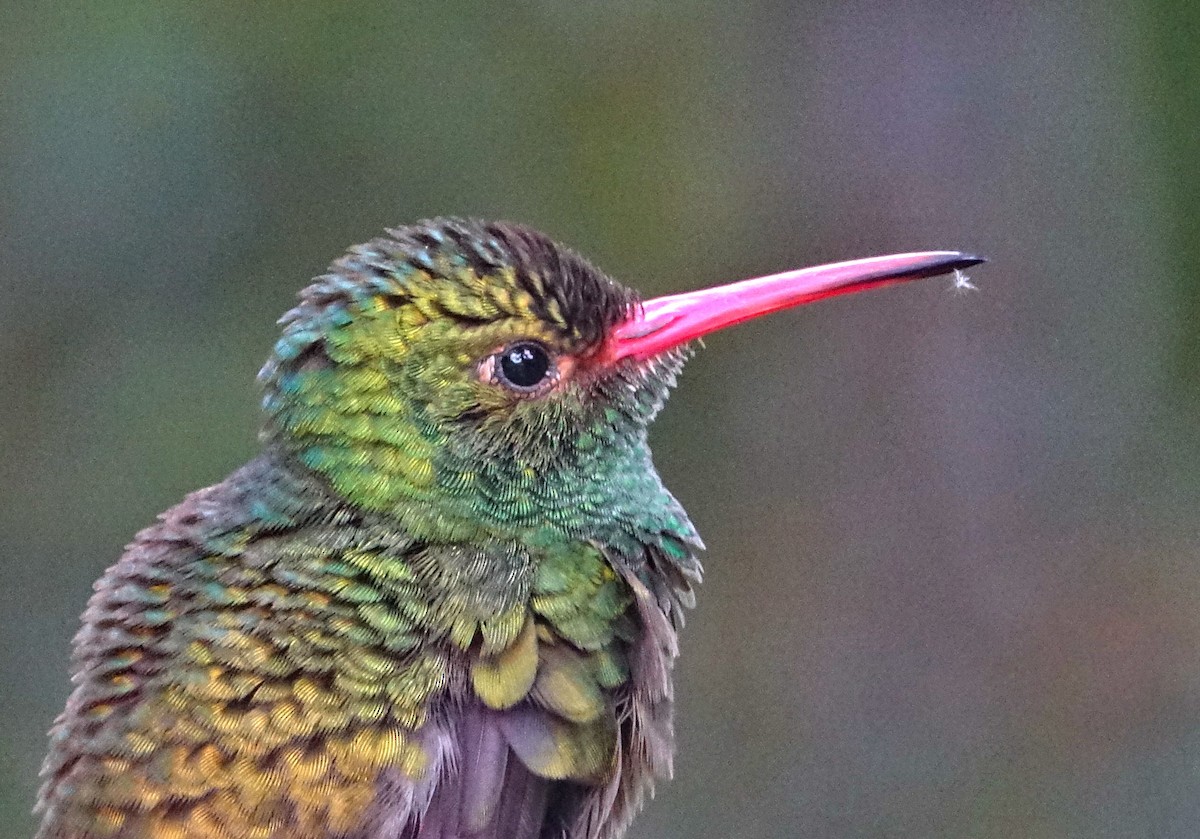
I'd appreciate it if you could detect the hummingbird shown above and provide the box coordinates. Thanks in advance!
[36,219,982,839]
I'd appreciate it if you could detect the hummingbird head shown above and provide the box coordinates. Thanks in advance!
[260,218,981,543]
[260,219,684,541]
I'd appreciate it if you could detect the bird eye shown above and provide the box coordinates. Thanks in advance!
[494,341,555,392]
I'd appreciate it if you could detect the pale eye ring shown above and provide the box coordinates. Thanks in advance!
[485,341,558,393]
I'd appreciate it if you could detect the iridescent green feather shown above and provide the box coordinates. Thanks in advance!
[37,219,702,839]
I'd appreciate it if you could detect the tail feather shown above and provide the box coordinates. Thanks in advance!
[415,706,551,839]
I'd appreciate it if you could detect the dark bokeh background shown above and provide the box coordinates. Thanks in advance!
[4,2,1200,837]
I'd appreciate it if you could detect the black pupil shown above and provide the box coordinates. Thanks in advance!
[500,343,550,389]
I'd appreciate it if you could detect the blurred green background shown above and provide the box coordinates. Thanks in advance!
[4,2,1200,837]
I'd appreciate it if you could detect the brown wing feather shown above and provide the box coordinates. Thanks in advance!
[36,502,440,839]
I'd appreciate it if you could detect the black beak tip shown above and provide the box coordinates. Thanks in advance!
[955,252,987,269]
[903,251,987,281]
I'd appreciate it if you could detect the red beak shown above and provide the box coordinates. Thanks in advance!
[602,251,985,362]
